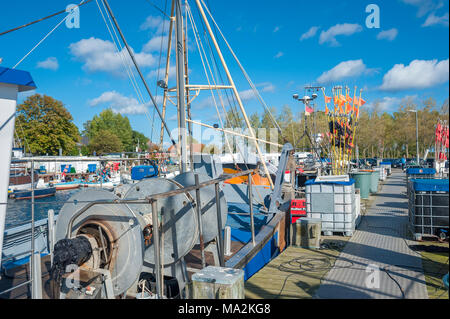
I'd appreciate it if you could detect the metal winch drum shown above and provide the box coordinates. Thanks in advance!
[54,173,228,298]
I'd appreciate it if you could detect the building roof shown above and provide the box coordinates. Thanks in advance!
[0,67,36,92]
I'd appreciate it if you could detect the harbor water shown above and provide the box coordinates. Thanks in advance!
[5,189,81,229]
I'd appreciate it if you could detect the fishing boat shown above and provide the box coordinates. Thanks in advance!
[51,179,81,191]
[8,169,38,192]
[9,186,56,200]
[1,0,298,300]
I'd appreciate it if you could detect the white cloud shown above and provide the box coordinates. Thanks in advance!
[89,91,149,115]
[380,58,449,91]
[274,51,284,59]
[400,0,444,17]
[368,95,418,111]
[36,57,59,70]
[239,82,275,100]
[259,82,276,93]
[317,59,371,84]
[69,37,156,76]
[422,12,449,26]
[300,26,320,41]
[140,15,166,34]
[143,35,169,52]
[319,23,362,46]
[168,113,178,121]
[377,28,398,41]
[148,65,176,80]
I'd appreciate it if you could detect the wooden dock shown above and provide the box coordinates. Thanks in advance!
[246,170,434,299]
[245,237,348,299]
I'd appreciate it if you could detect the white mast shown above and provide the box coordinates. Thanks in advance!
[194,0,274,189]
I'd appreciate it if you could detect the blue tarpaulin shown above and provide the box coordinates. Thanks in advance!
[131,165,158,180]
[406,168,436,175]
[411,179,449,192]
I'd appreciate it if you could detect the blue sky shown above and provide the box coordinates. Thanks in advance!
[0,0,448,148]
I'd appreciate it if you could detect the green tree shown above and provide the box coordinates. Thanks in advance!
[88,129,123,154]
[83,109,133,152]
[132,130,149,152]
[15,94,80,155]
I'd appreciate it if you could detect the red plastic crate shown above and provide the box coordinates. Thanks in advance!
[290,199,307,223]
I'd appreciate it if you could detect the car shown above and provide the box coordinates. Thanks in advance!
[393,159,402,168]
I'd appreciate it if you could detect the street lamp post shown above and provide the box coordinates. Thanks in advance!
[408,109,419,165]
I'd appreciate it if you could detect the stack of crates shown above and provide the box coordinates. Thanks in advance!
[408,179,449,241]
[305,178,358,236]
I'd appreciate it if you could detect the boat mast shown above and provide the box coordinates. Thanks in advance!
[159,1,176,150]
[175,0,188,173]
[184,1,194,171]
[194,0,274,189]
[102,0,177,147]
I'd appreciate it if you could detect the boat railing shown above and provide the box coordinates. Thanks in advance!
[1,168,260,299]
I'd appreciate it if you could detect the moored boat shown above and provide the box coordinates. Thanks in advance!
[9,186,56,200]
[52,180,81,191]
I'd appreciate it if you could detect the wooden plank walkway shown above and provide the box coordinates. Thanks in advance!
[245,238,348,299]
[246,170,429,299]
[315,170,428,299]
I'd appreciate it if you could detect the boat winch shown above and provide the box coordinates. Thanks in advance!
[51,173,227,299]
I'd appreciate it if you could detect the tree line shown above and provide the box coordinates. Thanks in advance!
[15,94,150,156]
[220,96,449,159]
[15,94,448,159]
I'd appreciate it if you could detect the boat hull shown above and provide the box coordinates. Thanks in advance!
[53,182,81,191]
[10,187,56,200]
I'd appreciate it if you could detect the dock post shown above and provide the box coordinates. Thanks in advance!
[214,183,225,267]
[31,251,42,299]
[223,226,231,256]
[248,173,255,246]
[151,199,163,298]
[30,157,37,298]
[194,174,206,268]
[47,209,55,264]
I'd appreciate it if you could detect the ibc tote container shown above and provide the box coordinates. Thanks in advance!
[406,167,437,196]
[305,178,358,236]
[408,179,449,241]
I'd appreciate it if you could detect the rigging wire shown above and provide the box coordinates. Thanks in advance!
[199,0,284,138]
[186,4,267,205]
[142,0,172,19]
[151,0,169,143]
[203,0,249,131]
[96,0,158,139]
[191,2,257,172]
[0,0,93,37]
[12,0,89,69]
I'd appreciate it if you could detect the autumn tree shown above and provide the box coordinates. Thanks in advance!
[15,94,80,155]
[88,129,123,154]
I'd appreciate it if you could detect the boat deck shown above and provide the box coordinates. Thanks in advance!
[247,170,429,299]
[0,203,258,299]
